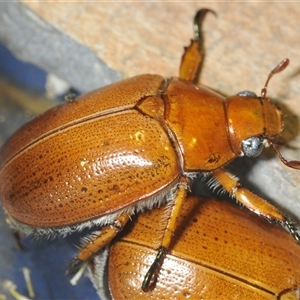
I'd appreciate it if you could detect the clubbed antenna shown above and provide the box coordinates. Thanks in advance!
[261,58,289,98]
[267,139,300,170]
[262,58,300,169]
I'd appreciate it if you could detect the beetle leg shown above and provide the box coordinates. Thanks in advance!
[13,231,27,251]
[142,181,188,291]
[179,9,215,82]
[66,212,131,275]
[211,169,300,244]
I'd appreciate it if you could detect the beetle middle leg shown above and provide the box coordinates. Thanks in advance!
[142,179,188,291]
[66,212,131,275]
[211,169,300,244]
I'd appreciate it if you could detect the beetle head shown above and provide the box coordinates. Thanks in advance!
[225,93,282,157]
[225,58,300,169]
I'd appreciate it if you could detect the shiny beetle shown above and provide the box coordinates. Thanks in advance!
[0,9,299,291]
[89,195,300,300]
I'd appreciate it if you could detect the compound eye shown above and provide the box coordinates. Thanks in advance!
[242,137,264,157]
[237,90,257,97]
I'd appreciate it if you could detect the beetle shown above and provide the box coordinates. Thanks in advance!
[88,195,300,300]
[0,9,299,291]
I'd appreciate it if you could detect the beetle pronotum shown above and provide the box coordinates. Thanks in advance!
[0,9,299,292]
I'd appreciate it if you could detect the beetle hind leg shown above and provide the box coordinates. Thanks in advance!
[66,212,131,276]
[211,169,300,244]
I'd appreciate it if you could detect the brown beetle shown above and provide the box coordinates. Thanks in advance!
[0,9,299,291]
[88,195,300,300]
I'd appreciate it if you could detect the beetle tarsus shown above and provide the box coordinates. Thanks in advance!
[13,231,27,251]
[180,8,216,83]
[142,246,167,292]
[285,219,300,245]
[66,257,83,276]
[193,8,216,43]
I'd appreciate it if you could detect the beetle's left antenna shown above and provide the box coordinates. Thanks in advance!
[267,138,300,169]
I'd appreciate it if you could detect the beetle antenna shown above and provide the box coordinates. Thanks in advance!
[261,58,289,98]
[267,138,300,169]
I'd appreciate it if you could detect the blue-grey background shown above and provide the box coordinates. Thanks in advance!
[0,43,99,300]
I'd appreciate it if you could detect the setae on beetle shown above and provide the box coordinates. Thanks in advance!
[88,195,300,300]
[0,9,300,291]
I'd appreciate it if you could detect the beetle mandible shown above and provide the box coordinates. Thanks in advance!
[88,196,300,300]
[0,9,299,291]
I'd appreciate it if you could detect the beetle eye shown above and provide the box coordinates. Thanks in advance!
[241,136,264,157]
[237,90,257,97]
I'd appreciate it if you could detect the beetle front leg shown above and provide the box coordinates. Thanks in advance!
[211,169,300,244]
[66,212,131,275]
[179,9,214,82]
[142,180,188,291]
